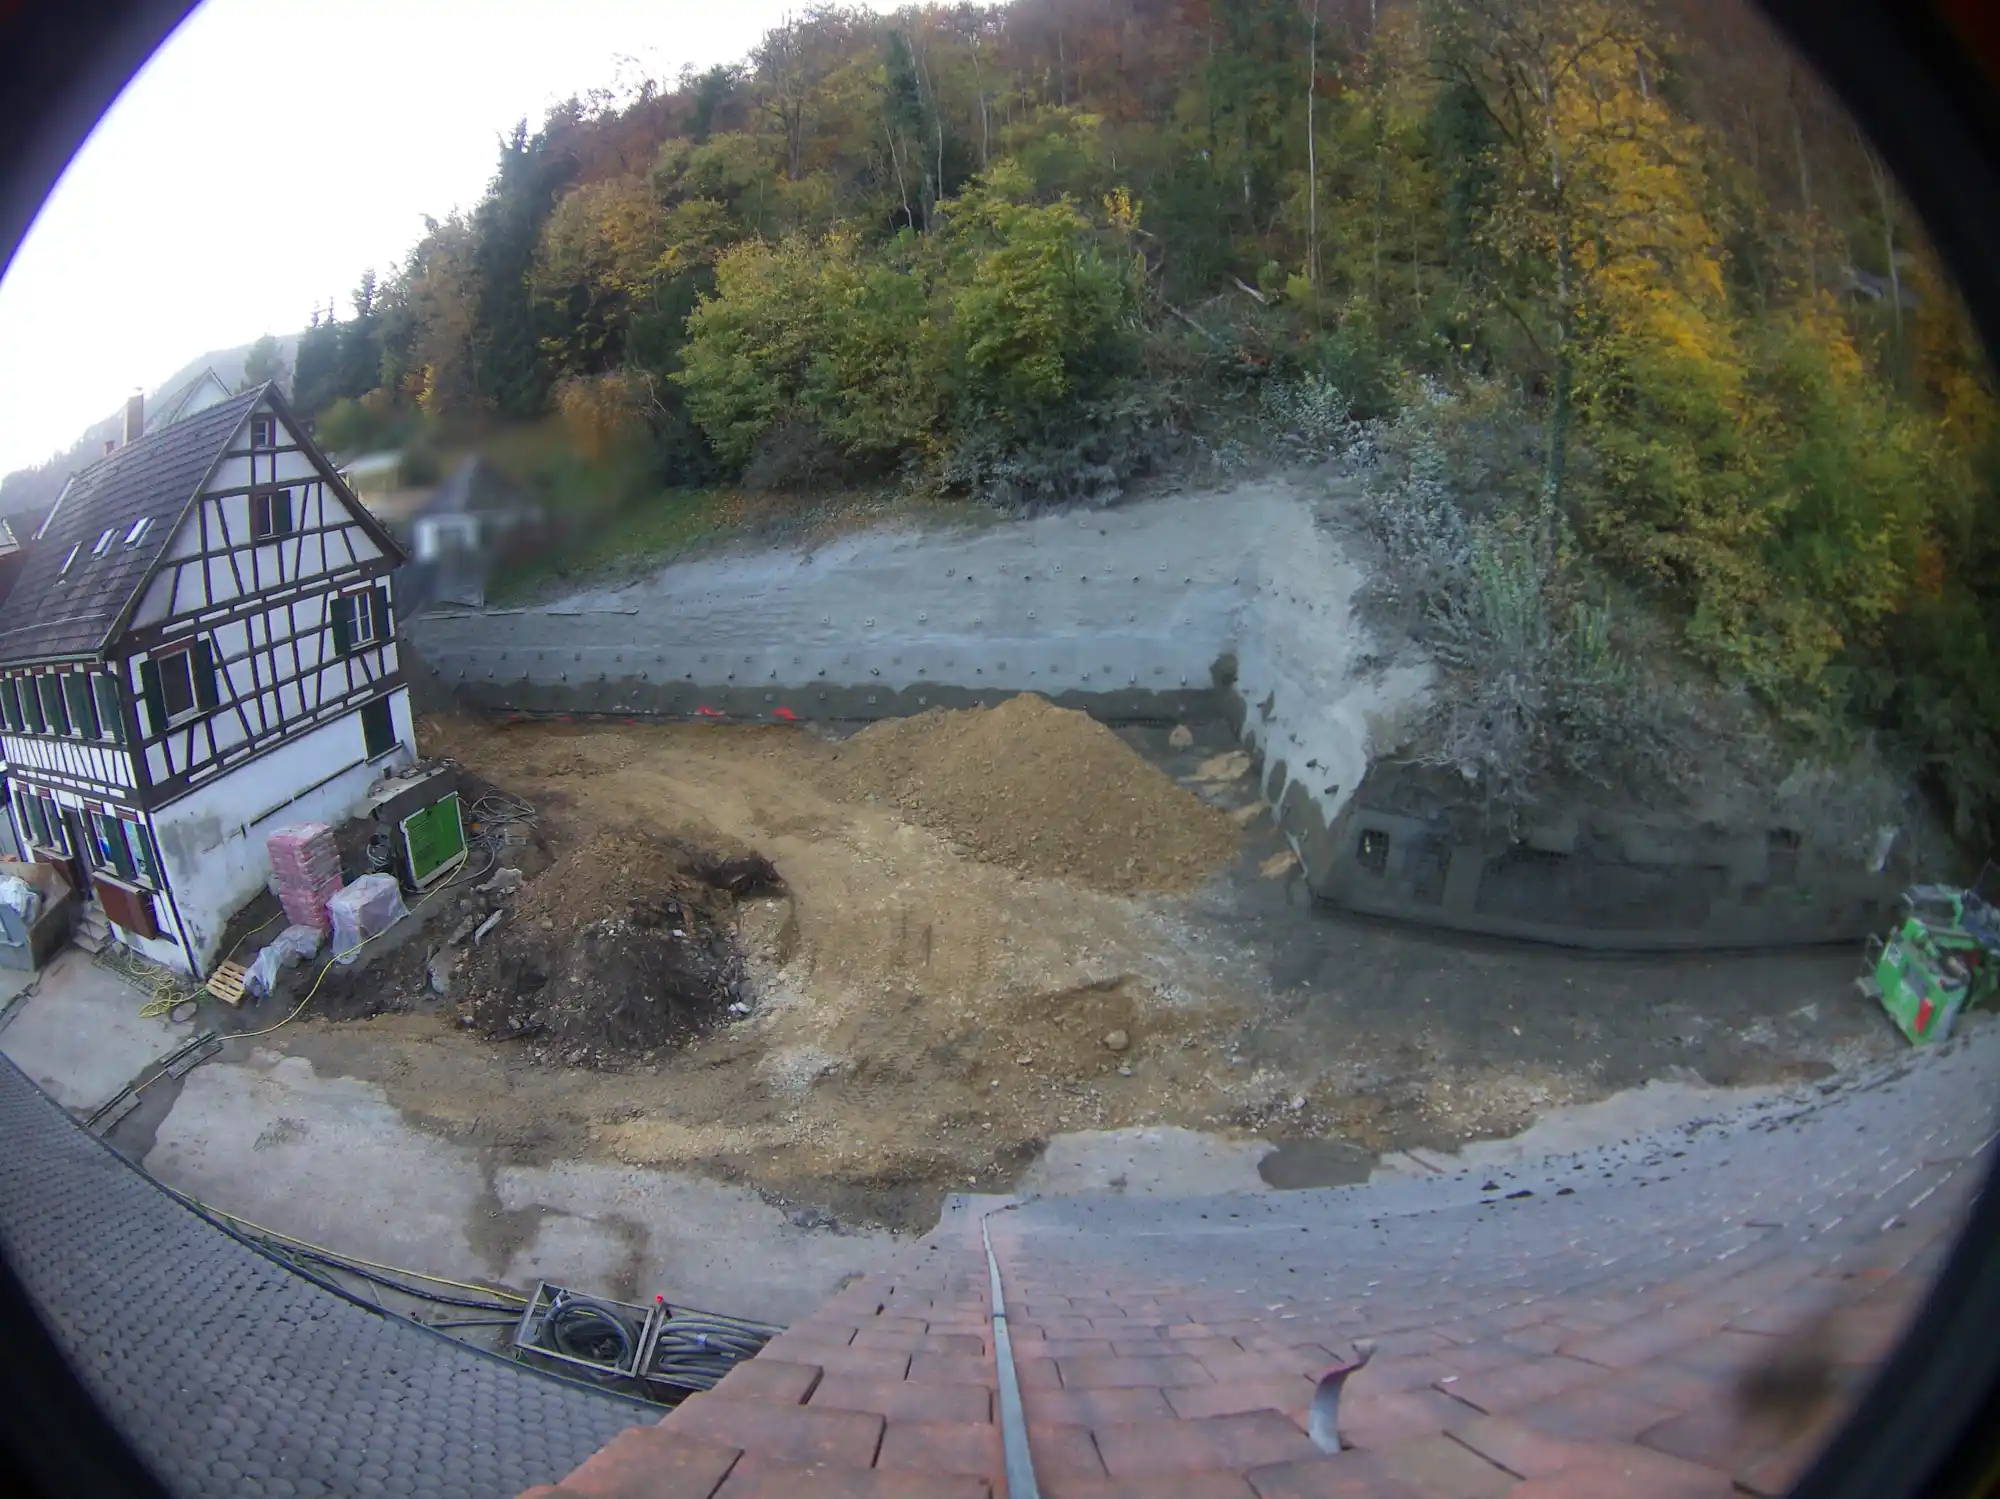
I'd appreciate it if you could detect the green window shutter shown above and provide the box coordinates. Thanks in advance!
[374,584,392,641]
[39,676,68,736]
[21,680,43,734]
[124,819,157,885]
[99,815,135,880]
[140,660,165,734]
[21,796,45,846]
[0,680,19,733]
[93,675,124,743]
[275,489,294,534]
[193,640,219,711]
[330,595,353,655]
[63,675,97,739]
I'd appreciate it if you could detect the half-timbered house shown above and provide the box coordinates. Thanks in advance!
[0,383,416,973]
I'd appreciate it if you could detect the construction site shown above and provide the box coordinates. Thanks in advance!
[0,483,1986,1498]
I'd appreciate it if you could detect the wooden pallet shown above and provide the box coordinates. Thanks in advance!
[205,960,251,1007]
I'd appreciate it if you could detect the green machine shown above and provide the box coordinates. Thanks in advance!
[361,765,468,892]
[1861,880,2000,1045]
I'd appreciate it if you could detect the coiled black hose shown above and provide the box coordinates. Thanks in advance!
[541,1293,643,1369]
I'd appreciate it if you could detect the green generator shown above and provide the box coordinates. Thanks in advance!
[361,765,468,891]
[1861,883,2000,1045]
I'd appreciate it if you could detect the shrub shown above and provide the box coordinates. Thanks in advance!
[1365,386,1690,815]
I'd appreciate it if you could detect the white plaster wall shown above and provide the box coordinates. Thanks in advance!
[145,689,415,972]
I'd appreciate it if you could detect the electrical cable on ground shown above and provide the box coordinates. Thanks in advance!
[173,1194,528,1305]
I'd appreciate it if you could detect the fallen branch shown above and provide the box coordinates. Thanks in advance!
[1165,304,1226,346]
[1231,275,1271,305]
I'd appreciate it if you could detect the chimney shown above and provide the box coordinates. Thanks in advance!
[123,389,144,446]
[103,439,116,456]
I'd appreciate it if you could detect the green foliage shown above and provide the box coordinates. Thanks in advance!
[675,159,1139,493]
[277,0,2000,841]
[312,396,392,456]
[237,334,283,392]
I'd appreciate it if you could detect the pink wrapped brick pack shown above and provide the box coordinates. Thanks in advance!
[268,823,342,932]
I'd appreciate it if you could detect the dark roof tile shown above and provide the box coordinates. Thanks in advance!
[0,388,261,664]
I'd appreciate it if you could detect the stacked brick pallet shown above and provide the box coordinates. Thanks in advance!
[266,822,342,935]
[519,1028,1995,1499]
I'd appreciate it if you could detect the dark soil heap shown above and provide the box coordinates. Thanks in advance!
[823,694,1238,896]
[460,831,776,1068]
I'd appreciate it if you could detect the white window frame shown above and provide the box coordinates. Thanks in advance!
[251,487,291,541]
[124,516,152,546]
[336,589,379,649]
[154,646,199,727]
[249,414,276,449]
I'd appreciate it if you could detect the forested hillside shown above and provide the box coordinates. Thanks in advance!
[291,0,2000,848]
[0,332,293,522]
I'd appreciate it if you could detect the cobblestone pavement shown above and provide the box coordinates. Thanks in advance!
[519,1021,1997,1498]
[0,1053,642,1499]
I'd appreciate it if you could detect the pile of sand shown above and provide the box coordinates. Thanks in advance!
[822,694,1239,895]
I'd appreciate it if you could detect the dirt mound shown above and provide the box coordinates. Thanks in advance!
[461,832,757,1066]
[822,695,1238,895]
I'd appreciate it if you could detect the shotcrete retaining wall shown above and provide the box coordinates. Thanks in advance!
[408,482,1905,949]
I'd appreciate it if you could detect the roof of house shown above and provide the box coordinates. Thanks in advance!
[144,368,234,435]
[0,384,403,666]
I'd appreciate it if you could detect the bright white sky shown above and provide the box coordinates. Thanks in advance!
[0,0,918,477]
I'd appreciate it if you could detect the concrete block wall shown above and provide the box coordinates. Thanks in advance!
[1294,762,1907,950]
[409,484,1908,951]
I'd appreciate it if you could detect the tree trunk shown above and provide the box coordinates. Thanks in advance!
[887,123,913,233]
[1788,65,1816,295]
[972,38,990,167]
[1306,0,1320,285]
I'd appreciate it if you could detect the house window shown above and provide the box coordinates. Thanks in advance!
[56,543,78,577]
[331,588,388,653]
[250,414,276,449]
[361,697,397,759]
[19,793,63,854]
[92,675,124,744]
[89,813,156,887]
[142,643,217,730]
[91,528,115,557]
[155,650,197,724]
[36,675,69,737]
[251,488,293,540]
[61,674,98,740]
[17,792,46,848]
[124,516,152,546]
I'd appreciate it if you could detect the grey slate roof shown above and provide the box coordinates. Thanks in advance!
[0,388,261,665]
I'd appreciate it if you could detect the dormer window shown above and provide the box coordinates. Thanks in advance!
[91,528,115,556]
[249,414,276,449]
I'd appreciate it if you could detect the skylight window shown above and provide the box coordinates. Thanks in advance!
[124,517,152,546]
[91,528,115,556]
[57,544,78,576]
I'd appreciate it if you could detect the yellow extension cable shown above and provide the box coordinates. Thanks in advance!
[186,1197,527,1304]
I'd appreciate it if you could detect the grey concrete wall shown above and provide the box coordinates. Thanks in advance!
[407,481,1907,950]
[1295,761,1906,949]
